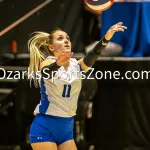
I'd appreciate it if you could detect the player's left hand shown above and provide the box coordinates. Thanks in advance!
[105,22,127,40]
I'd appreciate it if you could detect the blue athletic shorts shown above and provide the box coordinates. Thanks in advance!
[29,114,74,145]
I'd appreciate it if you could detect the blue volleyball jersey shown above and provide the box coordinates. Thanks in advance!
[34,56,82,117]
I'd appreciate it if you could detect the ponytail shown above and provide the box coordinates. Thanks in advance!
[28,31,51,87]
[28,28,63,87]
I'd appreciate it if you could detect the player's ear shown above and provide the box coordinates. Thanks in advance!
[48,45,54,52]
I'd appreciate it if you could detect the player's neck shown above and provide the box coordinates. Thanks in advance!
[63,62,69,71]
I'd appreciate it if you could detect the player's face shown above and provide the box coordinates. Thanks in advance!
[49,31,71,53]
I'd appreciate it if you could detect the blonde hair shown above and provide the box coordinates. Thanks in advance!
[28,29,62,87]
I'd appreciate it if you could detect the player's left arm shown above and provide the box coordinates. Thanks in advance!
[78,22,127,72]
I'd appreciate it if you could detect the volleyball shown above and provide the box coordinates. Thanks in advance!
[84,0,114,12]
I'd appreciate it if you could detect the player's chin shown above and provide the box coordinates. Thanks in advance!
[63,48,71,52]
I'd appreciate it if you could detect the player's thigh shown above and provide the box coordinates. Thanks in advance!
[58,140,77,150]
[31,142,57,150]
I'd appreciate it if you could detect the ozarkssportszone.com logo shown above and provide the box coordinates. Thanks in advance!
[84,0,114,11]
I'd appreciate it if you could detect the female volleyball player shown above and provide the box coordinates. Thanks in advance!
[28,22,127,150]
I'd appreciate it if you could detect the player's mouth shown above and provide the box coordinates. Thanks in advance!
[64,45,70,49]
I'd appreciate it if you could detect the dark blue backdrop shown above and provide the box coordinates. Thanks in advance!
[101,2,150,57]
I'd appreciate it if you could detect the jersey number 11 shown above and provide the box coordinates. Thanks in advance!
[62,84,71,97]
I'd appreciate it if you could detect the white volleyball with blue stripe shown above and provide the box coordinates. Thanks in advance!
[84,0,114,11]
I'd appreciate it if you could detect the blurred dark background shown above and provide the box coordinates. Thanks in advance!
[0,0,150,150]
